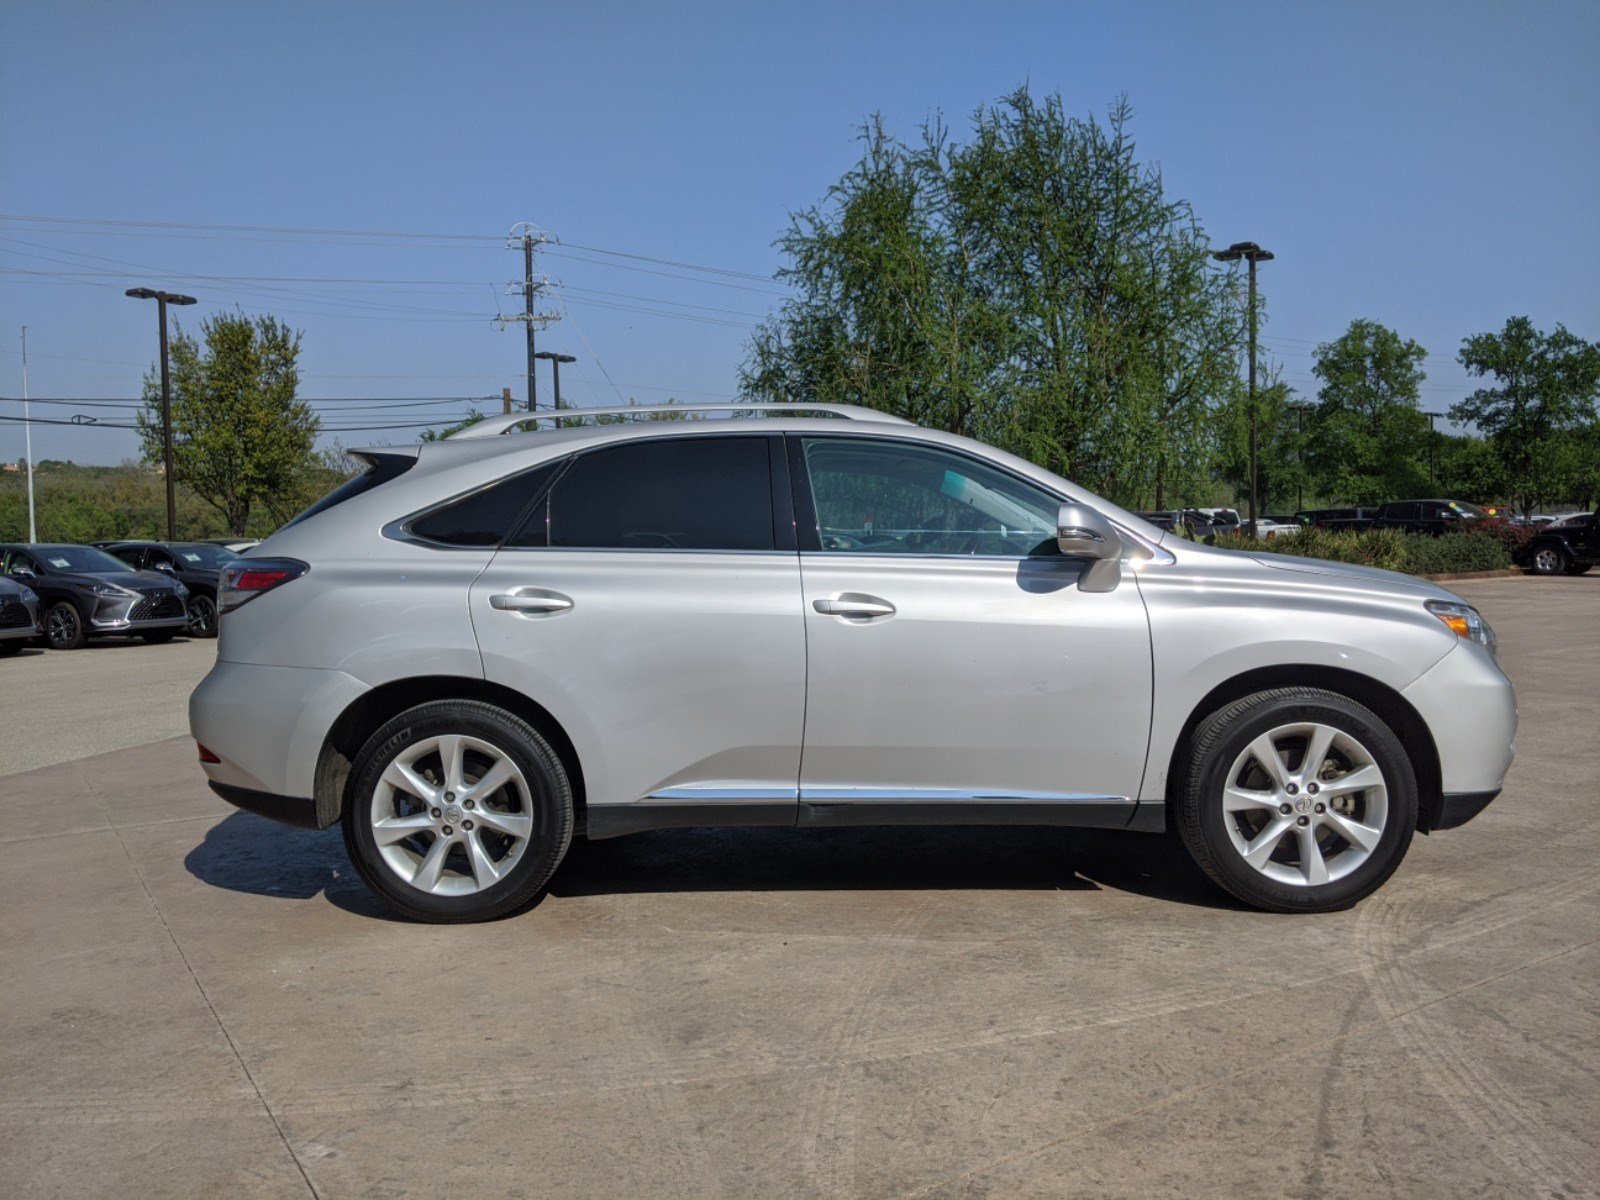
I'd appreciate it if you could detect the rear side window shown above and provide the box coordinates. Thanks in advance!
[281,452,416,532]
[407,460,562,547]
[511,436,774,551]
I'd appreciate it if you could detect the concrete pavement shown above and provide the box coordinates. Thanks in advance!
[1,576,1596,1198]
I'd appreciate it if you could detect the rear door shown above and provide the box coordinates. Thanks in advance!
[469,433,807,828]
[789,434,1154,825]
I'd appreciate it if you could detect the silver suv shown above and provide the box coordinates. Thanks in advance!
[190,405,1516,921]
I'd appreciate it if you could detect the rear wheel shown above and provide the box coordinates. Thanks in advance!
[44,602,86,650]
[1529,545,1567,575]
[1176,688,1417,913]
[342,700,574,923]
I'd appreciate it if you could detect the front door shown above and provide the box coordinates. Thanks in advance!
[790,434,1154,827]
[470,433,807,833]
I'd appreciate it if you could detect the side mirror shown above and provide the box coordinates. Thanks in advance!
[1056,503,1124,593]
[154,561,177,573]
[11,565,34,578]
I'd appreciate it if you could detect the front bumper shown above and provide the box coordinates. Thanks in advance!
[88,588,189,633]
[0,598,40,640]
[1402,640,1517,818]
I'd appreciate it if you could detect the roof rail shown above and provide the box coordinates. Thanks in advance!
[447,403,914,439]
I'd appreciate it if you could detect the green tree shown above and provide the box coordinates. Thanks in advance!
[1452,317,1600,516]
[137,312,318,534]
[420,408,486,441]
[1433,432,1505,503]
[1216,378,1309,513]
[741,90,1243,509]
[1305,319,1430,505]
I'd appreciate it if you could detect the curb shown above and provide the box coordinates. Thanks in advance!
[1418,569,1523,582]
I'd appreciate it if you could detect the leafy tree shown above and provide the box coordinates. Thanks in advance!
[137,313,319,534]
[1433,432,1505,503]
[1451,317,1600,516]
[1216,378,1310,512]
[1305,319,1430,505]
[741,90,1243,509]
[420,408,485,441]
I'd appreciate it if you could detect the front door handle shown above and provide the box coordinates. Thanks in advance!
[813,593,896,619]
[489,589,573,616]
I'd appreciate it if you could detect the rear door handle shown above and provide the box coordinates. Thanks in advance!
[489,589,573,616]
[813,593,896,620]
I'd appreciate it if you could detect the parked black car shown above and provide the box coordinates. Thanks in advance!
[1295,507,1377,532]
[1516,512,1597,576]
[1371,499,1488,536]
[0,573,43,657]
[100,540,237,638]
[0,543,190,650]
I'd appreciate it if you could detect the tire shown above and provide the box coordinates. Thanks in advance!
[1528,545,1567,575]
[140,629,178,644]
[342,700,574,923]
[1563,563,1592,576]
[1175,688,1418,914]
[187,593,219,638]
[0,641,22,658]
[44,601,86,650]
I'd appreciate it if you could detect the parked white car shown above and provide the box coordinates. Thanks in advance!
[191,404,1516,922]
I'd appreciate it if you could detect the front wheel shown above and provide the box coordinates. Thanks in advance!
[44,601,86,650]
[187,593,219,638]
[1176,688,1417,913]
[1528,545,1567,575]
[342,700,574,923]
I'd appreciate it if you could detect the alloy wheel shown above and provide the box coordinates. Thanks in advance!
[47,605,79,648]
[188,595,217,637]
[1220,721,1388,887]
[369,733,534,896]
[1534,547,1563,574]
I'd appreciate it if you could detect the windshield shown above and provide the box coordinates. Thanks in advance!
[1449,501,1489,519]
[171,544,238,568]
[35,546,131,574]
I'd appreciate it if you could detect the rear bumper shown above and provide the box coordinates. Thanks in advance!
[1428,789,1500,831]
[208,781,321,829]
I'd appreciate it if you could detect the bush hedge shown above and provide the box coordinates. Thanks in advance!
[1204,521,1527,576]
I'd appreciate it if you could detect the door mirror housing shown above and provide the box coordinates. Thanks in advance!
[11,565,34,578]
[1056,503,1123,593]
[154,561,177,573]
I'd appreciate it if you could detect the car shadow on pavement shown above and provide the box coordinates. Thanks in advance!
[185,810,1242,915]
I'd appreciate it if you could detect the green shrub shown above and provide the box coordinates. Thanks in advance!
[1205,526,1512,575]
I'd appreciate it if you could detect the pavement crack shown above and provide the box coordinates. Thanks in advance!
[86,776,324,1200]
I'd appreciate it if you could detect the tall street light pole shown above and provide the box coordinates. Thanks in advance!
[534,351,576,410]
[1289,402,1311,513]
[1212,242,1274,538]
[125,288,197,539]
[20,327,36,541]
[1423,411,1445,489]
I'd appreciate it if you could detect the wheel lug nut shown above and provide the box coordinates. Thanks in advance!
[1307,782,1320,795]
[463,820,473,831]
[442,825,453,835]
[1314,802,1325,814]
[464,799,475,809]
[445,792,455,802]
[431,808,441,818]
[1279,803,1293,815]
[1296,815,1310,826]
[1285,783,1298,795]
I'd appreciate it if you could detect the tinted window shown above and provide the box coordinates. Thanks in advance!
[33,546,130,573]
[529,437,774,551]
[409,461,561,547]
[801,437,1060,556]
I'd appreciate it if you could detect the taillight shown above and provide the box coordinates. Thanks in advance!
[217,557,309,615]
[197,743,221,764]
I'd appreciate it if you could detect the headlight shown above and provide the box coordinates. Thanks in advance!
[17,586,37,605]
[87,581,130,597]
[1426,600,1497,657]
[173,581,189,597]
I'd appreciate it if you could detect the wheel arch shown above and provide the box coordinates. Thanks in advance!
[313,676,587,833]
[1164,664,1444,833]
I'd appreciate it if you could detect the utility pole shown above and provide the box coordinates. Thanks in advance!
[502,387,514,415]
[498,223,559,412]
[1289,402,1311,512]
[20,327,36,541]
[1423,411,1445,489]
[125,288,197,539]
[1212,242,1275,537]
[535,351,576,409]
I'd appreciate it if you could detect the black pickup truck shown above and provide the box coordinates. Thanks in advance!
[1371,499,1489,536]
[1515,513,1597,575]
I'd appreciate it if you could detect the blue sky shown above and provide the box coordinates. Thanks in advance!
[2,0,1596,464]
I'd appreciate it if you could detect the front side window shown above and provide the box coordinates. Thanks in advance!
[800,437,1060,557]
[514,436,775,551]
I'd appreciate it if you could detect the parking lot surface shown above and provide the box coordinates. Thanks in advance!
[2,576,1597,1198]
